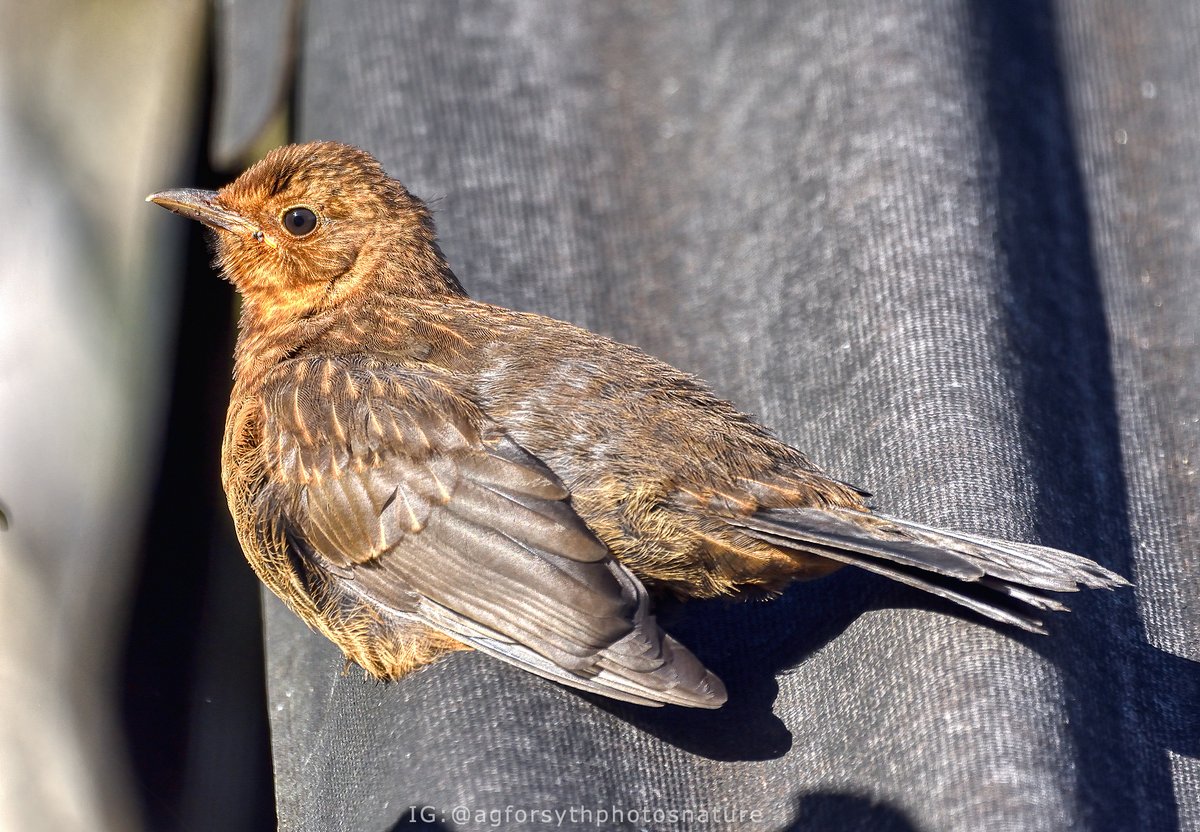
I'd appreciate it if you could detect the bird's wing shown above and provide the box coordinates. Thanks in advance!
[258,357,725,708]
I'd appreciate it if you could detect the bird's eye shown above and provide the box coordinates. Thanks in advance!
[281,206,318,237]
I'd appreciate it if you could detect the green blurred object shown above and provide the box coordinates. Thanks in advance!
[0,2,206,830]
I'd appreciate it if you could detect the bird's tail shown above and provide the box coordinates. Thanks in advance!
[728,507,1130,632]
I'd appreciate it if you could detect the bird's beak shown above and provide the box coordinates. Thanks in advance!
[146,188,259,236]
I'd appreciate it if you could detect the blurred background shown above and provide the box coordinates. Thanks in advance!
[0,1,277,829]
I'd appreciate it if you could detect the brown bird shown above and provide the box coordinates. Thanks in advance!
[148,141,1128,709]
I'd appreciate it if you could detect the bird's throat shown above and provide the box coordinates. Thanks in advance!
[230,293,334,395]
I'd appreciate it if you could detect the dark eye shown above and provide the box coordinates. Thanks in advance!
[281,206,318,237]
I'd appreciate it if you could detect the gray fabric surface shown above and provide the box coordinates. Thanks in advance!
[210,0,295,165]
[232,1,1199,829]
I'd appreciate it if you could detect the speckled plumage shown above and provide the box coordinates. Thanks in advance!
[148,142,1129,708]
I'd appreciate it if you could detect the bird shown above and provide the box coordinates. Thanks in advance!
[147,141,1129,709]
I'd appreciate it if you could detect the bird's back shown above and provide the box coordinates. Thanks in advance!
[291,293,869,598]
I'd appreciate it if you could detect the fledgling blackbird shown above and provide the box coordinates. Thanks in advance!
[148,142,1128,708]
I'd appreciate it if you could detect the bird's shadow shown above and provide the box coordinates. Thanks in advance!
[579,569,885,761]
[784,791,919,832]
[577,565,1199,779]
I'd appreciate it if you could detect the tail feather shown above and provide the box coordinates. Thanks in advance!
[878,513,1129,591]
[977,578,1071,613]
[730,507,1129,632]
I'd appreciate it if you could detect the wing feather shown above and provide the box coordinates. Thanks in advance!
[260,357,724,708]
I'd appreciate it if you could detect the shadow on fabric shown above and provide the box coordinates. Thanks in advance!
[969,0,1200,828]
[574,569,879,761]
[784,792,919,832]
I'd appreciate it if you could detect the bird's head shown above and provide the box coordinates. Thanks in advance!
[148,141,460,318]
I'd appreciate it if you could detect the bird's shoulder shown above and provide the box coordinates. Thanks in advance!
[246,353,599,563]
[255,353,479,451]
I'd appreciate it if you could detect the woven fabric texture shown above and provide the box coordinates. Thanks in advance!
[233,2,1200,829]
